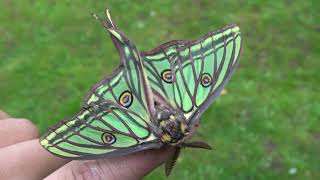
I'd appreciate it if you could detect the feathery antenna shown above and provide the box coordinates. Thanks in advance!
[91,9,116,29]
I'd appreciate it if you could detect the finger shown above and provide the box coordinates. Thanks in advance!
[45,147,174,180]
[0,111,10,119]
[0,118,39,148]
[0,139,69,180]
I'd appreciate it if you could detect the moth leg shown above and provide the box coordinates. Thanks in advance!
[181,141,213,150]
[165,147,181,176]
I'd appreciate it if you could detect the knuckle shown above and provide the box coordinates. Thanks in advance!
[101,158,141,179]
[72,161,103,180]
[70,158,144,180]
[98,159,121,180]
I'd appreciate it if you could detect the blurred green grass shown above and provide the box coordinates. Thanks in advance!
[0,0,319,179]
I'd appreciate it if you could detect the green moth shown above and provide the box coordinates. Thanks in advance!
[40,10,242,176]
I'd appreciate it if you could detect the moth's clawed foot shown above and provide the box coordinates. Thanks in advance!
[181,141,213,150]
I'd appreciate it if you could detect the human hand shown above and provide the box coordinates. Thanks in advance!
[0,111,173,180]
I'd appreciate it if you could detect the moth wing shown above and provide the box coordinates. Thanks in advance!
[141,25,242,124]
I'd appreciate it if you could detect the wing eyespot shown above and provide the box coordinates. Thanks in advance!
[161,69,173,83]
[102,132,116,144]
[201,73,212,87]
[119,90,133,108]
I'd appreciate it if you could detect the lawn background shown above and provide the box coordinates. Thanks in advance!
[0,1,319,179]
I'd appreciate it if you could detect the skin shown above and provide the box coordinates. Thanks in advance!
[0,110,174,180]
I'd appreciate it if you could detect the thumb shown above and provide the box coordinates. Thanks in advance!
[44,147,174,180]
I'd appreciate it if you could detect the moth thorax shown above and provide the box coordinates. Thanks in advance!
[155,106,189,144]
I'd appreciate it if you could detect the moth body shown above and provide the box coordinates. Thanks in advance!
[154,105,189,145]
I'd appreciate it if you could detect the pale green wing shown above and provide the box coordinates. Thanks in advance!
[40,100,159,159]
[40,12,160,159]
[141,25,242,122]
